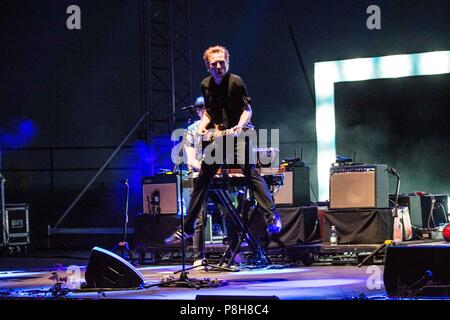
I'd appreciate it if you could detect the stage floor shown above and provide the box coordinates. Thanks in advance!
[0,250,387,300]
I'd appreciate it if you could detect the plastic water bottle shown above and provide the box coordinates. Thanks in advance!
[330,225,338,246]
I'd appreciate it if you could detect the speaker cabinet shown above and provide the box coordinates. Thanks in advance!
[85,247,145,289]
[384,245,450,296]
[419,194,448,227]
[142,175,180,214]
[393,194,449,229]
[329,164,388,209]
[274,166,311,206]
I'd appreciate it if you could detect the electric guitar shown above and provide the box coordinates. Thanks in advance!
[202,123,255,142]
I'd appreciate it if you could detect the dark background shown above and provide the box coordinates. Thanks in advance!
[335,73,450,195]
[0,0,448,247]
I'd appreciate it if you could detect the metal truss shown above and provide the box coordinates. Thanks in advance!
[140,0,193,139]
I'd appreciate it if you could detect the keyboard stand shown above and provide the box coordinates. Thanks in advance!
[213,189,269,268]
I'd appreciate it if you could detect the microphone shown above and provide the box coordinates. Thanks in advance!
[120,178,129,184]
[151,190,161,215]
[180,105,195,111]
[408,270,433,292]
[386,168,399,177]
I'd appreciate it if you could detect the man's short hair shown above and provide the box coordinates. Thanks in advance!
[203,45,230,65]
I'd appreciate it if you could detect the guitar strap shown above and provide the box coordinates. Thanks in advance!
[220,74,233,129]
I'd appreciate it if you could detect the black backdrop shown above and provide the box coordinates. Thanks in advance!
[335,73,450,195]
[0,0,448,247]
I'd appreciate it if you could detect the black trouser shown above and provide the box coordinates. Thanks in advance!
[191,190,238,260]
[185,137,278,238]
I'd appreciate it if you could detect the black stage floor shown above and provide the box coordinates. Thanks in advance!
[0,252,385,300]
[1,240,449,301]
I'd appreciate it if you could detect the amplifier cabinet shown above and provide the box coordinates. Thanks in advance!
[274,166,311,206]
[142,175,180,215]
[418,194,448,228]
[329,164,389,209]
[393,194,448,229]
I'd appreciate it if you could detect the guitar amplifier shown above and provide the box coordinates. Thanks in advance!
[392,193,449,229]
[142,175,181,215]
[329,164,389,209]
[274,166,311,206]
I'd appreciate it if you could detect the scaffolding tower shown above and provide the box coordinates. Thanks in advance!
[140,0,193,141]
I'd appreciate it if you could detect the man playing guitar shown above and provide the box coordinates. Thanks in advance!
[165,45,281,246]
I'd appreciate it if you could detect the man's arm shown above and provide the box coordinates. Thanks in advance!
[232,100,252,132]
[185,146,202,171]
[197,112,211,135]
[184,128,202,171]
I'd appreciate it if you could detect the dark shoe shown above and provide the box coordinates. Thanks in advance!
[164,229,193,245]
[192,259,204,267]
[267,213,282,235]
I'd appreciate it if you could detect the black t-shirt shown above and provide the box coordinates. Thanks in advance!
[201,73,252,129]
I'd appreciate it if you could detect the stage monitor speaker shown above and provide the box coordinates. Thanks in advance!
[384,245,450,296]
[142,175,180,214]
[84,247,145,289]
[274,166,311,206]
[329,164,388,209]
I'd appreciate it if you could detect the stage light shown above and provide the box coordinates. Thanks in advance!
[379,54,413,78]
[314,61,339,97]
[342,58,375,81]
[0,119,37,148]
[315,101,336,192]
[418,51,450,75]
[315,104,335,144]
[314,50,450,200]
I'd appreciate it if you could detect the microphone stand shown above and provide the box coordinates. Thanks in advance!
[391,169,401,215]
[358,168,400,268]
[171,162,194,285]
[112,179,134,264]
[391,169,404,241]
[388,167,402,224]
[156,135,225,288]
